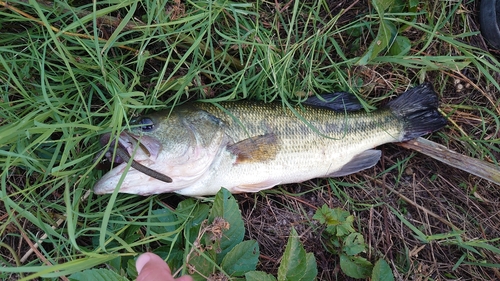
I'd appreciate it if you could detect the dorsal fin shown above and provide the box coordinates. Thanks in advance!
[303,92,363,112]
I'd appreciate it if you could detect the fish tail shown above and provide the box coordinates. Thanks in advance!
[387,83,447,141]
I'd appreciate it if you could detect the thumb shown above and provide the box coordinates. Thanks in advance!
[175,276,194,281]
[135,253,193,281]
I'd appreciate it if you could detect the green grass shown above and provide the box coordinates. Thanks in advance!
[1,0,500,280]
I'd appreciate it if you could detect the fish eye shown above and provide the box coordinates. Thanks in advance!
[136,117,155,132]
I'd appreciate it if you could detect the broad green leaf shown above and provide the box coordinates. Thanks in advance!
[178,199,210,244]
[68,268,129,281]
[389,36,411,56]
[277,227,318,281]
[312,204,332,224]
[339,254,372,279]
[342,233,366,256]
[369,20,397,60]
[180,199,215,281]
[150,208,180,234]
[187,248,217,281]
[372,259,395,281]
[221,240,259,276]
[372,0,395,13]
[245,271,277,281]
[333,214,355,237]
[389,0,407,13]
[155,246,186,275]
[313,205,355,237]
[125,257,138,280]
[108,256,121,274]
[357,0,399,66]
[304,253,317,280]
[209,188,245,263]
[176,199,211,228]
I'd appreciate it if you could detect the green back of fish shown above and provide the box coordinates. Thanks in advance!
[196,101,402,138]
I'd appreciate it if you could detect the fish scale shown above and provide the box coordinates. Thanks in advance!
[195,103,400,187]
[94,83,447,196]
[190,110,396,195]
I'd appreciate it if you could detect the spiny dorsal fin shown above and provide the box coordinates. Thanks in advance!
[303,92,363,112]
[227,133,279,164]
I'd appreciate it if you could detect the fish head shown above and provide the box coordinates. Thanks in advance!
[93,109,226,196]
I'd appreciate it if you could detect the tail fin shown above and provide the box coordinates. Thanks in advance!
[387,83,447,141]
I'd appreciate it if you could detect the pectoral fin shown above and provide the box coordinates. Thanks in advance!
[227,133,279,164]
[329,149,381,177]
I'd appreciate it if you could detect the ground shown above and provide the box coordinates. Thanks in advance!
[0,0,499,280]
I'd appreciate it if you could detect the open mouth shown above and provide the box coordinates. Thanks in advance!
[96,132,173,183]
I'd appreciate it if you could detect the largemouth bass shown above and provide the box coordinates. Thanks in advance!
[94,83,447,196]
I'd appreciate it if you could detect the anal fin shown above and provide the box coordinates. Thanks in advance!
[230,179,282,193]
[329,149,381,177]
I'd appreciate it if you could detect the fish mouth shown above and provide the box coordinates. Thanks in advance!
[97,131,151,166]
[94,131,172,194]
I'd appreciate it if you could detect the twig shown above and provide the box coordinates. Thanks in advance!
[19,217,66,263]
[19,190,91,263]
[14,215,70,281]
[398,137,500,186]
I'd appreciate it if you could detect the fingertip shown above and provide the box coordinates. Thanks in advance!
[135,252,192,281]
[136,252,172,274]
[135,252,153,274]
[177,276,195,281]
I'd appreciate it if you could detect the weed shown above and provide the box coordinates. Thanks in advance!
[313,204,394,280]
[1,0,499,280]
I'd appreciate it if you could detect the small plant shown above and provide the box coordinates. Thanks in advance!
[358,0,417,64]
[66,188,316,281]
[313,204,394,280]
